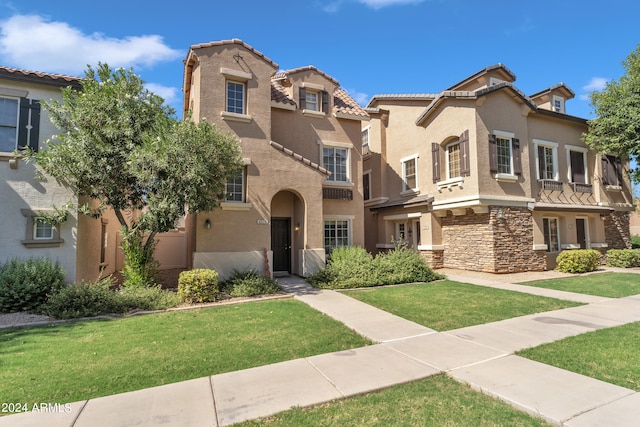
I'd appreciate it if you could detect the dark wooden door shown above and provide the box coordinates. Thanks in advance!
[576,218,587,249]
[271,218,291,273]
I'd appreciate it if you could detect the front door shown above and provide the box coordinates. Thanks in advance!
[271,218,291,273]
[576,218,587,249]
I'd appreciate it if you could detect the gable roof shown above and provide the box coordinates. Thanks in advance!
[529,83,576,101]
[446,63,516,91]
[366,93,437,108]
[187,38,278,69]
[275,65,340,87]
[0,65,82,89]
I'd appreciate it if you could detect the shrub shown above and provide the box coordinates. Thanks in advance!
[120,228,159,288]
[631,235,640,249]
[119,286,181,311]
[221,268,281,297]
[177,269,219,304]
[374,244,444,285]
[555,249,601,273]
[606,248,640,268]
[0,257,66,313]
[41,277,126,319]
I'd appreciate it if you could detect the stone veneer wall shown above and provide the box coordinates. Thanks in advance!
[440,206,546,273]
[605,211,631,249]
[420,249,444,269]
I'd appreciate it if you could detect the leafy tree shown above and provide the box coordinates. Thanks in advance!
[583,44,640,182]
[30,63,242,286]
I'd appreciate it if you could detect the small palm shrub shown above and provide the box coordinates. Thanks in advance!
[177,269,219,303]
[555,249,601,273]
[0,257,66,313]
[220,268,281,297]
[606,248,640,268]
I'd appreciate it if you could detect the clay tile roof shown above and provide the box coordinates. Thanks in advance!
[366,93,437,108]
[333,87,368,118]
[0,65,82,88]
[188,38,278,69]
[270,80,295,106]
[278,65,340,86]
[446,63,517,91]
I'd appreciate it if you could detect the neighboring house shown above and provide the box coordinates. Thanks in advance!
[182,39,368,279]
[363,64,633,272]
[0,66,120,282]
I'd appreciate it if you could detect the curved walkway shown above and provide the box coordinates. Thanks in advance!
[2,269,640,426]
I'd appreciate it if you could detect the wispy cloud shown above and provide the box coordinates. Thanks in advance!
[0,14,181,75]
[345,88,370,106]
[145,83,179,105]
[579,77,609,100]
[319,0,425,12]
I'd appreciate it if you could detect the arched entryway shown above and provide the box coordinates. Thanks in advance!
[270,190,306,276]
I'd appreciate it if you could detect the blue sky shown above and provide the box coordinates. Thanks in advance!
[0,0,638,120]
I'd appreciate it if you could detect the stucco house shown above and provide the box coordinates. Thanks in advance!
[182,39,368,279]
[0,66,121,283]
[363,64,633,272]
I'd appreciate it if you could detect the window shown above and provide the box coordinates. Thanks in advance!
[226,81,245,114]
[363,171,371,201]
[496,137,512,174]
[569,150,587,184]
[402,155,418,192]
[361,127,370,155]
[396,223,406,241]
[534,140,558,181]
[33,218,54,240]
[324,220,350,254]
[543,218,559,252]
[324,147,348,182]
[552,95,565,113]
[446,141,461,179]
[299,86,328,113]
[225,169,245,202]
[602,155,623,187]
[305,91,319,111]
[0,97,18,152]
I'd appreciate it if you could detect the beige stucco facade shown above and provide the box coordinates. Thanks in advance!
[183,39,367,279]
[364,64,633,272]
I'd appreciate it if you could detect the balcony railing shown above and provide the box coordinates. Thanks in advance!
[572,182,593,194]
[538,179,563,192]
[323,187,353,200]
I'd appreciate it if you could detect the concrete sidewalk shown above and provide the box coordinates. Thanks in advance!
[2,270,640,426]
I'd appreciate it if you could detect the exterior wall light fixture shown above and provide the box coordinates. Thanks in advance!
[295,222,301,232]
[496,208,504,219]
[205,219,212,229]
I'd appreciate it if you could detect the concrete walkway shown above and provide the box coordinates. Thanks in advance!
[2,269,640,426]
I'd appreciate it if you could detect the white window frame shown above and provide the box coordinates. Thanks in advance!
[33,217,54,240]
[446,140,461,180]
[494,130,514,176]
[361,126,370,156]
[224,168,245,202]
[566,145,589,184]
[552,95,565,113]
[543,217,560,253]
[319,140,352,184]
[533,139,559,181]
[305,90,319,112]
[401,154,419,193]
[226,80,246,115]
[396,222,407,242]
[0,96,19,153]
[323,215,353,254]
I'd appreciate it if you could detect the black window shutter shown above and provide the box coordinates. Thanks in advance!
[489,134,498,173]
[570,151,586,183]
[18,98,40,152]
[459,130,470,176]
[537,145,545,179]
[432,142,441,183]
[321,90,329,113]
[614,156,622,186]
[601,156,610,185]
[299,87,306,110]
[513,138,521,175]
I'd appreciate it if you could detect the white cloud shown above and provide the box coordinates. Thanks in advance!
[579,77,609,100]
[358,0,425,9]
[346,88,370,106]
[0,14,181,75]
[145,83,179,105]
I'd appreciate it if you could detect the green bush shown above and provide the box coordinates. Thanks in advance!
[631,235,640,249]
[308,244,443,289]
[555,249,602,273]
[120,228,159,288]
[0,257,66,313]
[220,268,281,297]
[177,269,219,304]
[41,277,126,319]
[119,286,181,311]
[606,248,640,268]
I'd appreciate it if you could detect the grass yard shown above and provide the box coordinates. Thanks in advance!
[518,272,640,298]
[238,374,551,426]
[0,299,370,405]
[342,280,582,331]
[518,322,640,392]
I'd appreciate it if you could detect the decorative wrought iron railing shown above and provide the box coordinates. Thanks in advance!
[323,187,353,200]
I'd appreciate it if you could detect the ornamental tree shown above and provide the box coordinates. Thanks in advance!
[31,63,242,286]
[583,44,640,182]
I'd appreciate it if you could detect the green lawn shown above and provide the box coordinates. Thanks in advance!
[518,322,640,391]
[518,272,640,297]
[0,299,370,405]
[238,374,551,426]
[342,280,582,331]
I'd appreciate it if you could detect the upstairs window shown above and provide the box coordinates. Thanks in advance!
[299,87,329,114]
[568,149,587,184]
[401,155,418,192]
[602,155,623,187]
[0,97,18,152]
[323,147,349,182]
[489,132,521,177]
[225,169,245,202]
[446,141,461,179]
[552,95,565,113]
[363,171,371,201]
[534,140,558,181]
[305,91,319,111]
[226,81,245,114]
[496,136,512,174]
